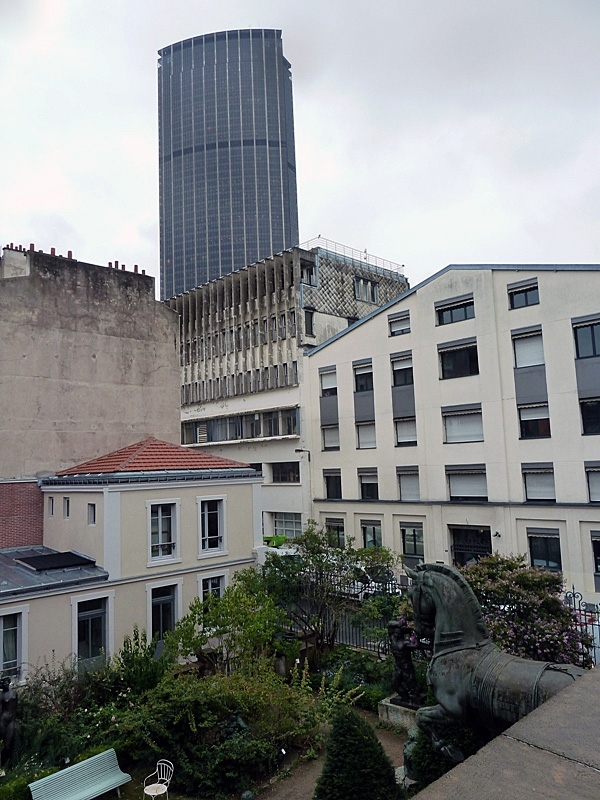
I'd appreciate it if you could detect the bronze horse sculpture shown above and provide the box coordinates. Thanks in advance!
[405,563,584,762]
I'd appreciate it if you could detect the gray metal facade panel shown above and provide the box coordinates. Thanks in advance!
[319,394,339,426]
[575,356,600,399]
[353,390,375,422]
[391,384,416,418]
[514,364,548,405]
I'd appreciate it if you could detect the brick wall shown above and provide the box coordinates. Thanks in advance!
[0,481,43,547]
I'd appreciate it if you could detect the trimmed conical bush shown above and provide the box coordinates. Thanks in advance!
[313,706,402,800]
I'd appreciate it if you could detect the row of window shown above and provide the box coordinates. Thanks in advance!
[49,497,96,524]
[181,361,299,404]
[181,310,298,364]
[388,281,540,339]
[182,407,299,445]
[0,574,229,677]
[322,464,600,504]
[323,517,600,579]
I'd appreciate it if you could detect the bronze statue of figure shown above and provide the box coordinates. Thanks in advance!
[387,619,425,708]
[405,563,584,763]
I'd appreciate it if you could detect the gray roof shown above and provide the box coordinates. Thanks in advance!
[0,546,108,600]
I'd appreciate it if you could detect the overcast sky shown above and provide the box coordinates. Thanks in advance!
[2,0,599,291]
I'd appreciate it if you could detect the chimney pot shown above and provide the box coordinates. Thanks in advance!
[115,260,119,269]
[29,243,34,251]
[51,247,56,256]
[121,264,125,270]
[108,261,112,269]
[134,264,138,273]
[142,269,146,275]
[67,250,72,259]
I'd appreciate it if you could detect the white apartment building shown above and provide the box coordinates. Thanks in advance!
[170,240,407,541]
[305,264,600,603]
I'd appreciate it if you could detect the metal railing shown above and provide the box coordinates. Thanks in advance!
[564,586,600,666]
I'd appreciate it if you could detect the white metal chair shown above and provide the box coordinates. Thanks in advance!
[143,759,174,800]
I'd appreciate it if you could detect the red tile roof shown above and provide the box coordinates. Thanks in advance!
[57,438,250,476]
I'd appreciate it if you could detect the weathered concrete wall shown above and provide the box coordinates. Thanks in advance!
[0,248,180,478]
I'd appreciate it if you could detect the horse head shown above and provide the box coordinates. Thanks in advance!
[406,563,489,654]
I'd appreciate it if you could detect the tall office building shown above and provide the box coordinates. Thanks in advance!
[158,29,299,299]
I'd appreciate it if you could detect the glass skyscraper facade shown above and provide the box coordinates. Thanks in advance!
[158,29,299,299]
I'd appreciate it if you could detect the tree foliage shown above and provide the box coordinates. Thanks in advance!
[313,706,403,800]
[461,553,592,666]
[263,523,400,659]
[165,567,288,672]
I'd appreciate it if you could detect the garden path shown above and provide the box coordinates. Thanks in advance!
[258,708,407,800]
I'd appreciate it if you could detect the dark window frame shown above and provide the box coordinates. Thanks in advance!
[440,345,479,380]
[272,461,300,483]
[509,285,539,309]
[437,300,475,326]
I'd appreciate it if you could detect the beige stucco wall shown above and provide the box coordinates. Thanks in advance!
[0,248,180,479]
[305,265,600,601]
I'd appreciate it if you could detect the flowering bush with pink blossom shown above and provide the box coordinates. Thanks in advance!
[461,554,593,667]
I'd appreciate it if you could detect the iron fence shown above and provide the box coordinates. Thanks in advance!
[564,586,600,666]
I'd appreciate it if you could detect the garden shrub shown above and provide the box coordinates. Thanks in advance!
[314,647,394,711]
[0,766,57,800]
[313,706,403,800]
[404,724,484,792]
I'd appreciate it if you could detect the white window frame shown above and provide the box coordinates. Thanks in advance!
[388,313,410,336]
[71,589,115,666]
[523,469,556,502]
[147,499,181,565]
[443,411,484,443]
[63,496,70,519]
[272,512,303,539]
[588,470,600,502]
[197,495,227,558]
[0,605,29,682]
[320,370,337,396]
[322,425,340,450]
[48,496,54,517]
[447,471,488,501]
[395,417,417,446]
[356,422,376,449]
[146,577,183,641]
[513,332,545,368]
[198,568,230,600]
[398,472,420,501]
[87,503,96,526]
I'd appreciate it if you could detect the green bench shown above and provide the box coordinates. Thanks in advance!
[29,748,131,800]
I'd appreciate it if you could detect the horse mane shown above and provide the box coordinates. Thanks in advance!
[414,562,489,639]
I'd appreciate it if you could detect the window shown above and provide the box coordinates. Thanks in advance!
[273,512,302,539]
[401,525,424,566]
[388,312,410,336]
[443,408,483,443]
[527,529,561,571]
[202,575,224,600]
[0,613,21,677]
[77,597,107,668]
[359,471,379,500]
[356,422,376,449]
[398,470,420,501]
[322,425,340,450]
[392,356,413,386]
[281,408,299,436]
[243,413,262,438]
[324,471,342,499]
[48,496,54,516]
[289,310,296,336]
[87,503,96,525]
[280,313,286,339]
[150,503,177,560]
[447,467,487,501]
[451,526,492,566]
[151,585,176,641]
[263,411,279,437]
[301,261,316,285]
[587,466,600,502]
[513,332,544,368]
[271,316,277,341]
[395,418,417,446]
[320,370,337,397]
[509,282,539,309]
[581,400,600,435]
[518,405,550,438]
[361,520,382,548]
[200,499,224,552]
[354,277,379,303]
[272,462,300,483]
[354,363,373,392]
[63,497,70,519]
[439,343,479,379]
[592,535,600,573]
[325,518,345,548]
[304,310,314,336]
[574,321,600,358]
[436,298,475,325]
[522,465,555,502]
